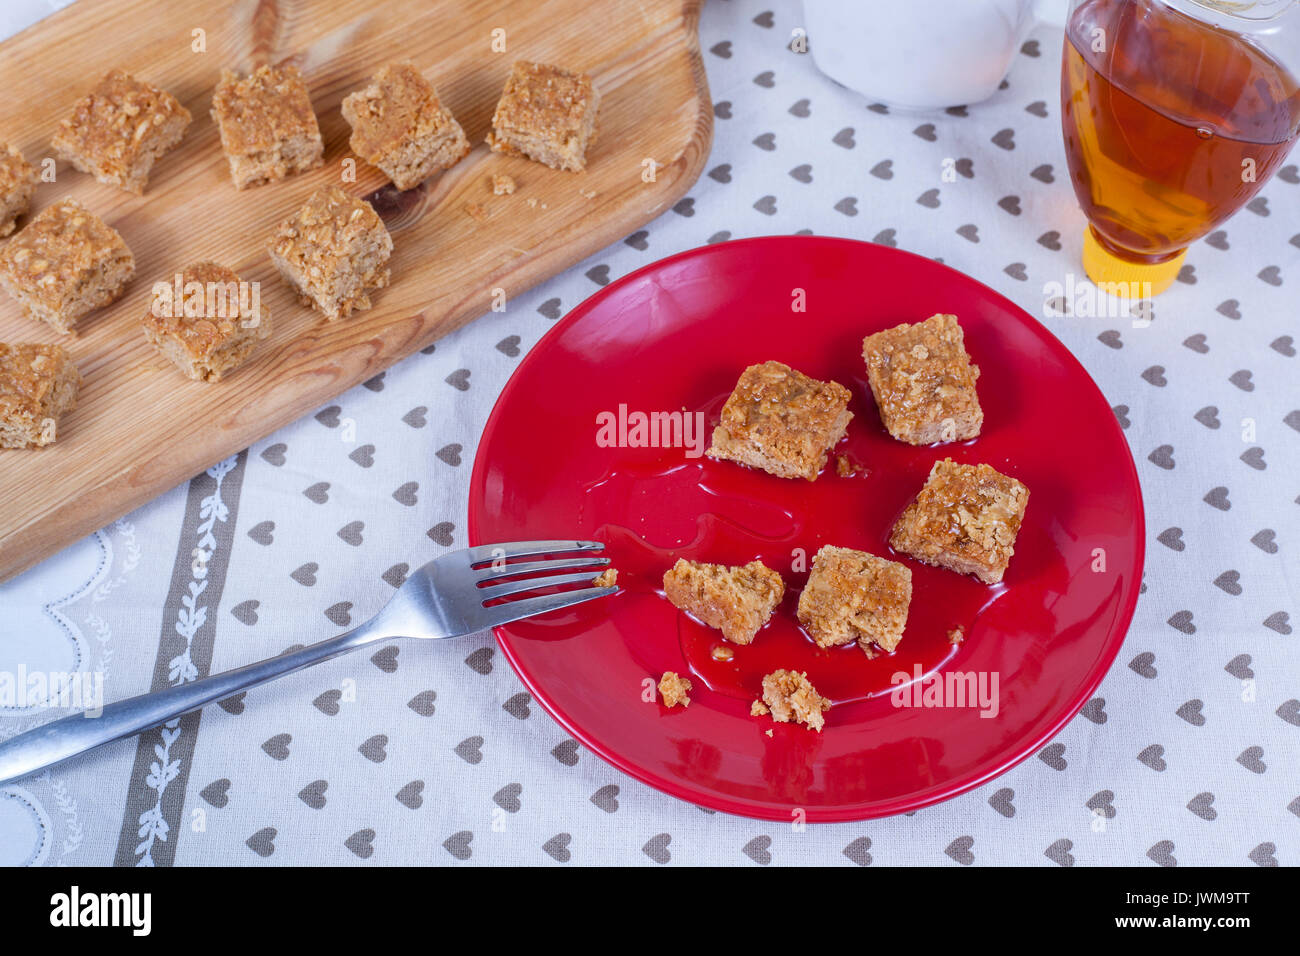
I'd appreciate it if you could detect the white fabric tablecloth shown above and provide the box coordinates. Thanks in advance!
[1,0,1297,866]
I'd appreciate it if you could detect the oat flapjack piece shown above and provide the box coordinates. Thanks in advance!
[486,61,600,172]
[707,360,853,480]
[342,62,470,191]
[51,69,191,195]
[0,198,135,334]
[757,670,831,732]
[211,65,324,189]
[267,186,393,321]
[0,143,38,237]
[658,671,692,708]
[890,458,1030,584]
[142,261,272,382]
[797,545,912,655]
[862,313,983,445]
[662,558,784,645]
[0,342,80,449]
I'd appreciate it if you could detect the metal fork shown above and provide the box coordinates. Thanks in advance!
[0,540,614,787]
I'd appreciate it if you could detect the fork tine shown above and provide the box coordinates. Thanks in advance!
[478,571,614,602]
[475,586,616,629]
[475,556,608,582]
[463,540,604,566]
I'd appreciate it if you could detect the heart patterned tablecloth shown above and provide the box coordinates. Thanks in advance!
[1,0,1297,867]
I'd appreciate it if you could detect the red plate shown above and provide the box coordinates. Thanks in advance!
[468,236,1144,822]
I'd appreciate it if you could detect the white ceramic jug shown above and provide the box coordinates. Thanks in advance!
[802,0,1067,110]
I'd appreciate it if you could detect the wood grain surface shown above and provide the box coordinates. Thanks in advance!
[0,0,711,581]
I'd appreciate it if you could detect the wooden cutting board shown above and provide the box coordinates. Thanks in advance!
[0,0,710,581]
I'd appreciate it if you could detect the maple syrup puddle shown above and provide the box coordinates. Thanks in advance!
[579,416,1020,711]
[669,580,1009,708]
[582,459,798,548]
[583,468,1012,710]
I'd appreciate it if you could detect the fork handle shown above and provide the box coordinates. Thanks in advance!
[0,624,385,787]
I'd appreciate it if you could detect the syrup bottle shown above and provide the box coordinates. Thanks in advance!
[1061,0,1300,296]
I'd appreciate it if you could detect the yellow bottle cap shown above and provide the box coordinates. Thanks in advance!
[1081,227,1186,298]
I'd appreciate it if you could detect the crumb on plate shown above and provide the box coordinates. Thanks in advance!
[759,669,830,732]
[658,670,691,708]
[835,455,865,477]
